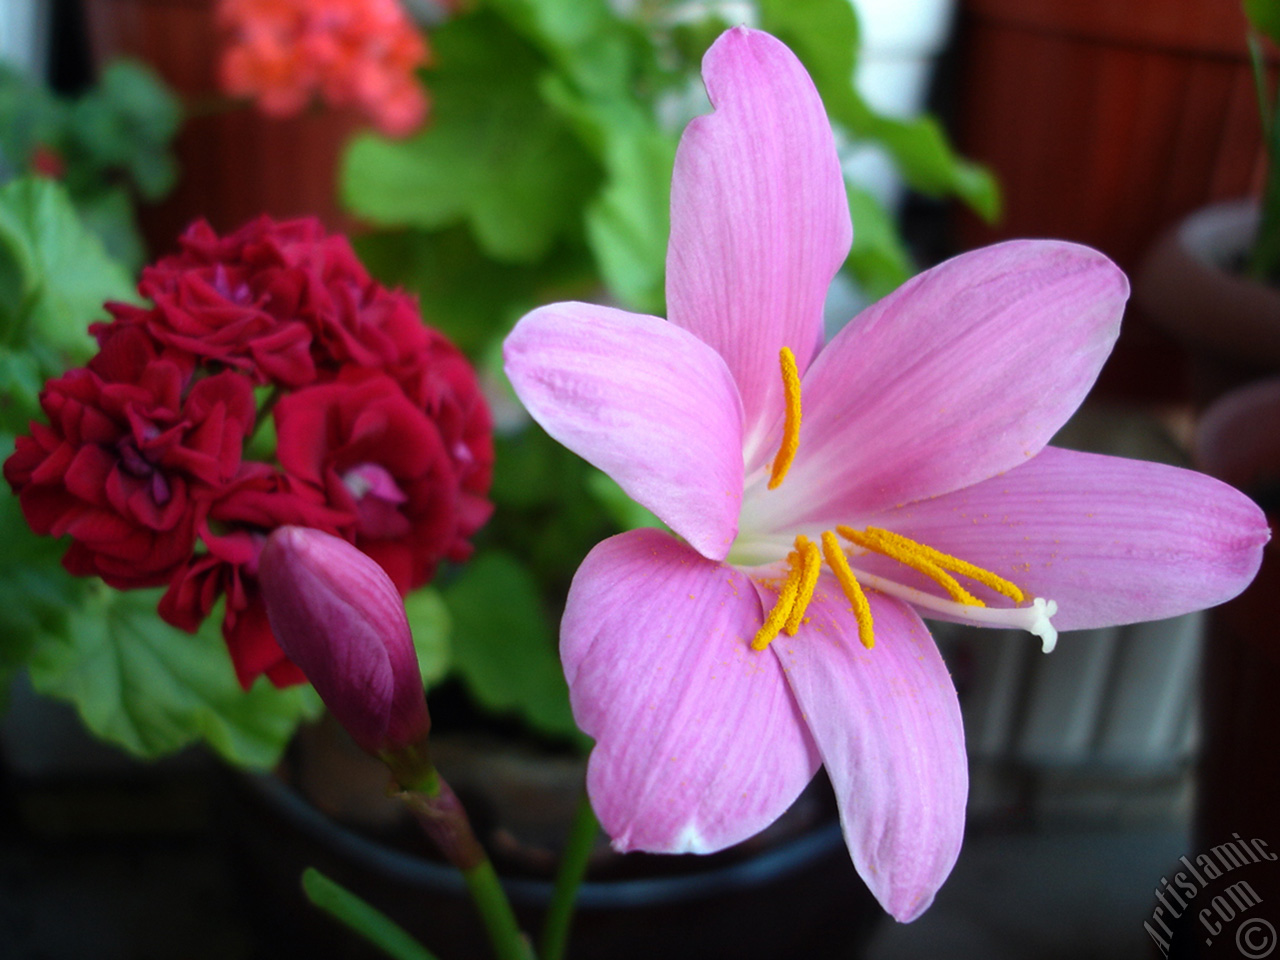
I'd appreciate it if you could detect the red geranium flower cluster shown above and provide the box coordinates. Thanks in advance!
[4,216,493,688]
[218,0,431,137]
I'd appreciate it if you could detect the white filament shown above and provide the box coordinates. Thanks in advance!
[849,565,1060,652]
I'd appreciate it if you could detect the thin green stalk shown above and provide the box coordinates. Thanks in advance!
[393,750,533,960]
[463,860,537,960]
[252,384,282,436]
[1249,33,1274,141]
[538,793,599,960]
[1247,31,1280,283]
[302,868,441,960]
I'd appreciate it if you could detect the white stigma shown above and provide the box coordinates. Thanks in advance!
[849,566,1059,652]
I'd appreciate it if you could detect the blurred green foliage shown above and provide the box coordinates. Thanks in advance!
[0,59,180,270]
[1244,0,1280,282]
[1,0,999,758]
[343,0,999,743]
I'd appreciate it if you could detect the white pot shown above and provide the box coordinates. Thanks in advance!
[841,0,957,211]
[0,0,51,78]
[1135,199,1280,401]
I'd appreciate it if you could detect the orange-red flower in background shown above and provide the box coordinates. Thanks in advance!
[218,0,430,137]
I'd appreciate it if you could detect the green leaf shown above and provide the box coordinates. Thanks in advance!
[0,346,48,431]
[26,584,321,767]
[497,0,674,311]
[0,176,136,357]
[1245,0,1280,46]
[487,0,645,98]
[488,425,574,510]
[442,551,578,740]
[858,114,1001,221]
[480,426,620,619]
[0,64,65,171]
[74,185,148,272]
[0,61,177,263]
[543,76,674,312]
[758,0,999,220]
[404,587,452,687]
[844,182,913,299]
[758,0,863,98]
[0,434,87,682]
[585,469,661,532]
[65,60,181,202]
[353,226,596,356]
[342,11,600,263]
[1247,29,1280,282]
[302,868,441,960]
[668,13,736,66]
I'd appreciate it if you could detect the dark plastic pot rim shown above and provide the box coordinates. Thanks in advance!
[238,770,848,910]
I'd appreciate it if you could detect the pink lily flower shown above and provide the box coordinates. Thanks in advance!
[503,27,1269,921]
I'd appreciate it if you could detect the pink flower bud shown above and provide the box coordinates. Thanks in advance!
[258,526,429,756]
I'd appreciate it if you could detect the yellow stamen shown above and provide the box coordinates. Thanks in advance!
[839,526,981,606]
[767,347,802,490]
[747,524,1037,656]
[752,534,821,650]
[820,531,874,649]
[863,526,1025,603]
[752,551,804,651]
[782,536,822,636]
[837,525,1027,607]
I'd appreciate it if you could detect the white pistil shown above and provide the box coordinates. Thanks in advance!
[848,565,1059,652]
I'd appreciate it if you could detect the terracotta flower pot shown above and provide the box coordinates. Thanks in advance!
[953,0,1265,271]
[951,0,1269,402]
[1135,200,1280,405]
[83,0,363,254]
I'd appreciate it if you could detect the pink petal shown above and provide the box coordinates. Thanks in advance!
[667,26,851,462]
[763,241,1128,529]
[561,528,822,854]
[504,303,744,560]
[774,585,966,922]
[865,446,1270,631]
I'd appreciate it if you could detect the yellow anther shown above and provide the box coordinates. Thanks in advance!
[752,552,804,651]
[863,526,1025,603]
[821,531,874,649]
[838,526,984,607]
[783,536,822,636]
[749,524,1031,657]
[837,525,1028,607]
[767,347,803,490]
[752,534,821,650]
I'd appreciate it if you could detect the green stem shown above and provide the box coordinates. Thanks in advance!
[538,792,598,960]
[252,385,282,436]
[463,860,536,960]
[302,868,441,960]
[1247,30,1280,283]
[393,751,533,960]
[1249,33,1273,142]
